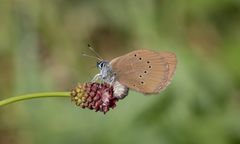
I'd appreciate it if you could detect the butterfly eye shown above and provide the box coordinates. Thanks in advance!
[97,61,104,69]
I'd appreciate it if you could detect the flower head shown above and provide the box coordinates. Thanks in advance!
[71,82,128,114]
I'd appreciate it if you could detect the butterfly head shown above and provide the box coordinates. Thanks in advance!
[96,60,115,84]
[97,61,109,70]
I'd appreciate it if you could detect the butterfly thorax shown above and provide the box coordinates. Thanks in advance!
[95,60,116,84]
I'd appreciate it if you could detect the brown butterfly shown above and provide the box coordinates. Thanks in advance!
[83,45,177,95]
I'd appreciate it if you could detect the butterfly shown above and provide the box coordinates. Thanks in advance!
[83,44,177,95]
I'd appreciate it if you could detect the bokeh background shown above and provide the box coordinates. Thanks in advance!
[1,0,240,144]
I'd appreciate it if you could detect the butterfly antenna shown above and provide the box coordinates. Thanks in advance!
[87,44,103,60]
[81,52,102,61]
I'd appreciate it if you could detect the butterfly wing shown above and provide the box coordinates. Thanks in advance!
[110,49,177,94]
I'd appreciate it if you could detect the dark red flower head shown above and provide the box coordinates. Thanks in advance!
[71,82,128,114]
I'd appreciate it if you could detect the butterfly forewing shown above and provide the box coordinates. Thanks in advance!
[110,50,177,94]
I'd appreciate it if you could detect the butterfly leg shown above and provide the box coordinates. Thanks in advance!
[91,73,101,82]
[109,76,116,85]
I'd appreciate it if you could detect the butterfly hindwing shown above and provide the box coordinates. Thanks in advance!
[110,49,177,94]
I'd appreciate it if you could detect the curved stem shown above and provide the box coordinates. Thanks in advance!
[0,92,70,106]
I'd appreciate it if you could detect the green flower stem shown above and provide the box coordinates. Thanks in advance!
[0,92,70,106]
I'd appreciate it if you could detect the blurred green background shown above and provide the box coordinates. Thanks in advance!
[1,0,240,144]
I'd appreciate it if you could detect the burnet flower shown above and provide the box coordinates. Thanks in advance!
[70,81,128,114]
